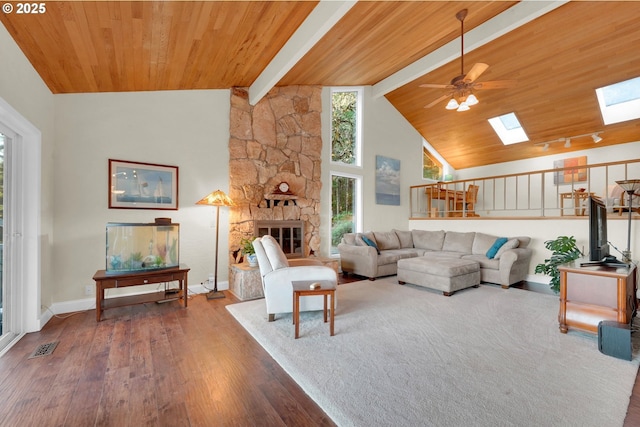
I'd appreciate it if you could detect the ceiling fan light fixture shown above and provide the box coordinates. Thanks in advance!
[466,93,479,106]
[457,102,470,112]
[445,98,459,110]
[592,133,603,143]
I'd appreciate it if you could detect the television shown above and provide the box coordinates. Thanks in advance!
[588,196,610,261]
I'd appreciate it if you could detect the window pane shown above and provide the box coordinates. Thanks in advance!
[331,91,357,165]
[423,147,442,180]
[331,175,356,255]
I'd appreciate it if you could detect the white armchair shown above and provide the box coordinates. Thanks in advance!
[252,235,337,321]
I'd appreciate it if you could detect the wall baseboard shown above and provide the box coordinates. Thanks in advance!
[44,282,227,317]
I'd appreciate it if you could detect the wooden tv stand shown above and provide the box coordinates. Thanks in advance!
[558,260,637,334]
[93,264,190,321]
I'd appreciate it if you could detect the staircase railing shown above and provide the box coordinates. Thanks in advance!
[410,158,640,219]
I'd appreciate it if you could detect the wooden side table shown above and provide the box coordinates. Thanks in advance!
[292,280,336,339]
[93,264,190,321]
[558,261,636,334]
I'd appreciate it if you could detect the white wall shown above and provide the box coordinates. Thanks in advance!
[53,90,231,305]
[320,86,426,254]
[0,23,55,330]
[456,142,640,182]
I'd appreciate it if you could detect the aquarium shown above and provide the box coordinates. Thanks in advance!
[106,222,179,273]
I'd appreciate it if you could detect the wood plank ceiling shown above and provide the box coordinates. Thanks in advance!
[1,1,639,170]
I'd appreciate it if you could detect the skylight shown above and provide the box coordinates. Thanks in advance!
[596,76,640,125]
[488,112,528,145]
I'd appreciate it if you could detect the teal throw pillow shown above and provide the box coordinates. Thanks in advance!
[361,235,380,254]
[486,237,508,259]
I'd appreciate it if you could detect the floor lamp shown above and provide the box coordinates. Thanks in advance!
[196,189,234,299]
[615,179,640,264]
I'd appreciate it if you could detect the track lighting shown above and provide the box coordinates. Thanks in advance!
[534,131,604,150]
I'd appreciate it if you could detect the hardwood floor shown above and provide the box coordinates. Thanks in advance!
[0,293,335,427]
[0,280,638,426]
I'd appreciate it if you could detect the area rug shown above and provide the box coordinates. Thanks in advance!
[226,278,639,426]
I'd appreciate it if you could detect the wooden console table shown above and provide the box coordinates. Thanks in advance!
[93,264,190,321]
[558,260,636,334]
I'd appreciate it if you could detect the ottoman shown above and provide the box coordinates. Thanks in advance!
[397,257,480,296]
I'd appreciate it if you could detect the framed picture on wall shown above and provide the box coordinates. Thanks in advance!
[375,155,401,206]
[108,159,179,209]
[553,156,587,185]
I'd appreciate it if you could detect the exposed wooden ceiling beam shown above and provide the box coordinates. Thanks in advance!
[248,0,357,105]
[372,0,568,99]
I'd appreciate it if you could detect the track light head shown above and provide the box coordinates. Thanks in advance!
[592,133,603,143]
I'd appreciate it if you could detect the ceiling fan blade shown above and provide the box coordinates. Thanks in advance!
[474,80,517,90]
[419,83,454,89]
[463,63,489,83]
[424,94,450,109]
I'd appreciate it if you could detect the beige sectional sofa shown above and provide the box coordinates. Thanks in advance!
[337,229,532,288]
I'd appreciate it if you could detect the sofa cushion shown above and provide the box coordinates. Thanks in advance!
[442,231,475,253]
[260,235,289,270]
[472,232,500,255]
[495,238,520,259]
[486,237,508,259]
[393,229,414,248]
[462,254,501,270]
[360,234,380,254]
[342,233,357,245]
[355,231,375,247]
[378,249,418,266]
[412,230,445,251]
[374,231,401,250]
[514,236,531,248]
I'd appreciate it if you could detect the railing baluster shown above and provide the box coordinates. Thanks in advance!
[409,158,640,219]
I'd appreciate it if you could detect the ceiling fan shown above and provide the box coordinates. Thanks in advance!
[421,9,516,111]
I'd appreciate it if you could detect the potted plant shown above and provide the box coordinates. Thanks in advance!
[534,235,583,293]
[240,236,258,267]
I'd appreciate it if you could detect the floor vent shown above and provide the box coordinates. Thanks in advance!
[29,341,59,359]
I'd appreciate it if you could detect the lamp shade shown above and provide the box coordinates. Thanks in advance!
[466,93,479,106]
[196,189,234,206]
[445,98,459,110]
[615,179,640,193]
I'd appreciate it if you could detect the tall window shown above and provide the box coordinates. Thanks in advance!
[330,87,363,254]
[331,88,362,166]
[423,146,443,180]
[330,173,361,255]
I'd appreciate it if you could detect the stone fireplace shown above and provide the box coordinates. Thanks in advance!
[227,86,322,262]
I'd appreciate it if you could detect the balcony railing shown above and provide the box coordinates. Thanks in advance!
[410,158,640,219]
